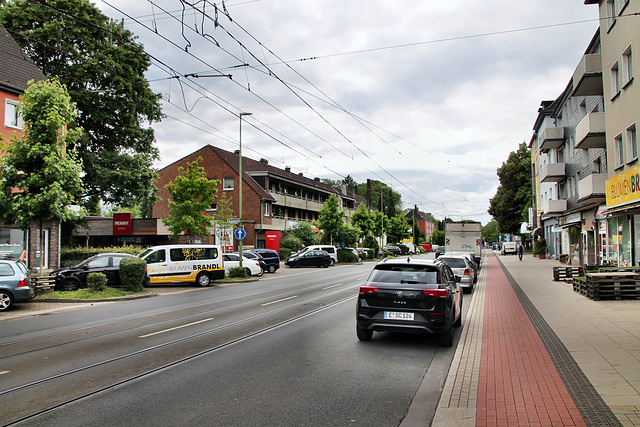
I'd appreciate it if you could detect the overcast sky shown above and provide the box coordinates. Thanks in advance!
[95,0,600,225]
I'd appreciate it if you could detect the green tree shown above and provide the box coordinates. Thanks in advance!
[482,220,500,244]
[351,203,375,242]
[162,157,218,241]
[0,0,164,212]
[355,180,402,217]
[211,192,234,251]
[0,78,84,273]
[335,224,360,247]
[316,194,345,245]
[385,215,411,244]
[488,143,532,234]
[431,229,445,246]
[288,222,318,247]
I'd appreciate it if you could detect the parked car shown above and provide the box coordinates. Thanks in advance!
[235,251,266,273]
[285,250,332,268]
[346,248,363,262]
[222,253,263,277]
[51,253,137,291]
[356,258,462,346]
[437,255,475,293]
[435,246,446,258]
[246,249,280,273]
[138,244,224,287]
[294,245,338,265]
[383,245,402,256]
[0,259,35,311]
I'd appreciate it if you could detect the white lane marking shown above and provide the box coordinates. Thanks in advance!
[0,371,10,375]
[323,283,342,289]
[262,295,298,306]
[139,318,214,338]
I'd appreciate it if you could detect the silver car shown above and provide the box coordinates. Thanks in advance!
[437,255,475,293]
[0,259,35,311]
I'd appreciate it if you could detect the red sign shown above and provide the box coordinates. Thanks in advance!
[266,231,280,254]
[113,213,132,235]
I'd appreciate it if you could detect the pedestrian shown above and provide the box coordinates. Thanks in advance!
[518,243,524,261]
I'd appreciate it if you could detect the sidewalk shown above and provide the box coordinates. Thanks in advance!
[432,251,640,426]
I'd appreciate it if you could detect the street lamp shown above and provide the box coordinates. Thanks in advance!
[238,112,252,268]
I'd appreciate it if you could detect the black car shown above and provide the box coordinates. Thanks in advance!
[51,253,136,291]
[383,245,402,256]
[356,258,462,346]
[247,249,280,273]
[285,250,331,268]
[434,246,446,258]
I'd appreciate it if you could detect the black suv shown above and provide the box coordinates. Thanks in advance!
[51,253,136,291]
[356,258,462,346]
[247,249,280,273]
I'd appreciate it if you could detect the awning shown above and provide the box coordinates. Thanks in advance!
[600,200,640,216]
[532,227,544,239]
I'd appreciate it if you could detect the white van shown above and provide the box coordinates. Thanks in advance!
[501,242,517,255]
[138,244,224,287]
[294,245,338,265]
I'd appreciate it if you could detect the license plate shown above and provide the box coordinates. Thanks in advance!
[384,311,414,321]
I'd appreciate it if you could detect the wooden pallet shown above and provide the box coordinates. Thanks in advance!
[31,275,56,295]
[573,273,640,300]
[553,266,584,282]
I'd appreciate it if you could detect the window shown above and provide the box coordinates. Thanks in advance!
[4,100,23,129]
[622,45,633,87]
[264,203,270,217]
[223,177,234,190]
[606,0,617,29]
[611,61,621,98]
[615,133,624,167]
[627,124,638,162]
[593,158,602,174]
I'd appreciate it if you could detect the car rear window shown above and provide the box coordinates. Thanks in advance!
[0,263,15,276]
[438,257,466,268]
[369,265,440,284]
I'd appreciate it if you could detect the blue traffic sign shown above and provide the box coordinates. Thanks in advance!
[234,228,246,240]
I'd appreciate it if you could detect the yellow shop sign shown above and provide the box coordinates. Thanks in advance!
[606,166,640,207]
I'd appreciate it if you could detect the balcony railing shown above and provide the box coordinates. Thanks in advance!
[575,112,606,149]
[578,173,607,202]
[539,127,564,151]
[542,199,567,215]
[572,53,603,96]
[540,163,566,183]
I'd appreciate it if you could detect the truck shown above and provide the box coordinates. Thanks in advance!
[444,221,482,266]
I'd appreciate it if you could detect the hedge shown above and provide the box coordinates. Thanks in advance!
[61,245,146,267]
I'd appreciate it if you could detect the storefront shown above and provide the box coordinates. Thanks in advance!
[559,213,582,265]
[0,220,60,270]
[604,166,640,266]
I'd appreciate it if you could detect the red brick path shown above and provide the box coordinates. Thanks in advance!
[476,255,587,426]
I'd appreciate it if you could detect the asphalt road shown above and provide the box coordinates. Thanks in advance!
[0,256,468,426]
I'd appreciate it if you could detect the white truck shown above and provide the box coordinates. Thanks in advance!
[444,222,482,266]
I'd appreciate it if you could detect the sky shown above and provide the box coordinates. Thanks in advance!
[94,0,600,225]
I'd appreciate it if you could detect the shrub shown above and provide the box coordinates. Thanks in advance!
[61,245,146,267]
[280,234,303,252]
[366,249,376,259]
[398,244,409,255]
[533,237,547,256]
[119,257,147,292]
[228,266,247,278]
[337,249,356,263]
[279,248,292,260]
[87,272,108,292]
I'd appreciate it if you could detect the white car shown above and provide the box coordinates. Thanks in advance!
[437,255,475,293]
[222,253,263,277]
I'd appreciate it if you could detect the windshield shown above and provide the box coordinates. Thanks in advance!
[438,257,466,268]
[369,265,440,284]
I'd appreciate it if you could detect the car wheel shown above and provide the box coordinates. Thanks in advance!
[322,260,330,268]
[257,268,264,277]
[195,272,211,287]
[356,324,373,341]
[267,265,277,273]
[462,287,471,294]
[245,268,252,277]
[62,277,80,292]
[454,304,462,327]
[0,291,14,311]
[439,324,454,347]
[295,261,302,268]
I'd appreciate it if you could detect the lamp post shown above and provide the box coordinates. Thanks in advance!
[238,112,252,268]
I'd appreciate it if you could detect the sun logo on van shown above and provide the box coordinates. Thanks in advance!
[182,247,204,261]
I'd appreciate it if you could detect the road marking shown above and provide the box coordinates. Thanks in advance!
[262,295,298,306]
[139,318,214,338]
[323,283,342,289]
[0,371,10,375]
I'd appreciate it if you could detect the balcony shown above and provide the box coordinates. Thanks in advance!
[572,54,603,96]
[542,199,567,215]
[540,163,566,183]
[578,173,607,203]
[269,191,324,211]
[538,127,564,151]
[575,112,606,149]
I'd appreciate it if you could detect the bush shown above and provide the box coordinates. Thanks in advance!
[228,266,247,278]
[398,244,409,255]
[61,245,146,267]
[337,249,356,263]
[119,257,147,292]
[87,272,108,292]
[533,237,547,256]
[279,248,292,260]
[366,249,376,259]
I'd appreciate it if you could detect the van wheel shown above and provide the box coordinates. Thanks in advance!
[195,272,211,287]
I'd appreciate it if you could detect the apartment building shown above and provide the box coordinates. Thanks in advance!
[0,25,61,270]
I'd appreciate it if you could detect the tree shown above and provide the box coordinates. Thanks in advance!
[288,222,318,247]
[355,180,402,217]
[351,203,375,242]
[316,194,345,245]
[431,229,445,246]
[211,192,234,251]
[0,0,164,212]
[335,224,360,247]
[482,220,500,244]
[162,158,218,241]
[0,78,84,272]
[385,215,411,244]
[488,143,532,234]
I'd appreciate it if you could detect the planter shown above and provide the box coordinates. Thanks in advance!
[539,253,546,259]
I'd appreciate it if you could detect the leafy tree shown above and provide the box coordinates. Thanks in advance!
[431,229,445,246]
[482,220,500,244]
[488,143,532,234]
[355,180,402,217]
[335,224,360,247]
[162,157,218,241]
[385,215,411,244]
[0,78,84,272]
[351,203,374,241]
[211,192,234,251]
[288,222,318,247]
[0,0,164,212]
[372,210,386,239]
[316,194,345,245]
[280,234,303,252]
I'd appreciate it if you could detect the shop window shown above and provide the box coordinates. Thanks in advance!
[0,228,26,259]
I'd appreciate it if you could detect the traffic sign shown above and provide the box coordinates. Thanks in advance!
[234,228,246,240]
[227,218,240,224]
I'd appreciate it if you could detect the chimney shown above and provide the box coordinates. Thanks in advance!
[285,166,291,173]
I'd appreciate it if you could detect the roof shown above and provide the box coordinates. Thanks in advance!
[0,24,46,94]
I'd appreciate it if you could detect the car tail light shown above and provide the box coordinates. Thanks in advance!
[359,286,378,295]
[18,278,28,287]
[423,288,449,298]
[464,268,471,276]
